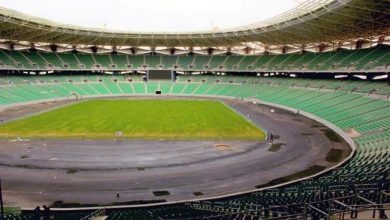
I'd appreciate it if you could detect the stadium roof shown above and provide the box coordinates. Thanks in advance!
[0,0,389,47]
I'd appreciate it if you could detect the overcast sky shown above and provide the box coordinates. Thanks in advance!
[0,0,307,32]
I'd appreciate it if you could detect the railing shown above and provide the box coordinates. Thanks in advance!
[189,191,390,220]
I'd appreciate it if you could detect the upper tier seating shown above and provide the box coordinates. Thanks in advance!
[0,45,388,72]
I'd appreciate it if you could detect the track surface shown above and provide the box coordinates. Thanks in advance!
[0,97,350,207]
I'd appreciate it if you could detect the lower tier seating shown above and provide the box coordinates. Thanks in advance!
[1,75,389,220]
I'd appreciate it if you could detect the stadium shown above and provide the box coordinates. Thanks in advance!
[0,0,389,219]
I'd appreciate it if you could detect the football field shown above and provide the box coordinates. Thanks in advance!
[0,99,266,140]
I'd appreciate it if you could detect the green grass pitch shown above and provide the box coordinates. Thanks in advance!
[0,100,266,140]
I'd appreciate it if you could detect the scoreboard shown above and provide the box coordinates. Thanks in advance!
[147,70,175,81]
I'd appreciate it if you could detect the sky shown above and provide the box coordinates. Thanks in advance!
[0,0,307,32]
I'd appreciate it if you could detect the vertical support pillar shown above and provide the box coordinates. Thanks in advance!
[367,74,373,81]
[379,191,385,219]
[0,178,4,220]
[303,203,307,220]
[328,200,332,220]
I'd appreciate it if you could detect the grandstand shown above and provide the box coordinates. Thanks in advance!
[0,75,389,219]
[0,0,389,219]
[0,46,389,72]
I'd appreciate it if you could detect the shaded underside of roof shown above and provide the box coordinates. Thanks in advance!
[0,0,389,47]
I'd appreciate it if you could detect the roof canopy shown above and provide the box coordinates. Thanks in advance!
[0,0,389,47]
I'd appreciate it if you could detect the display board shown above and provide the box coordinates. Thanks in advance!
[147,70,174,81]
